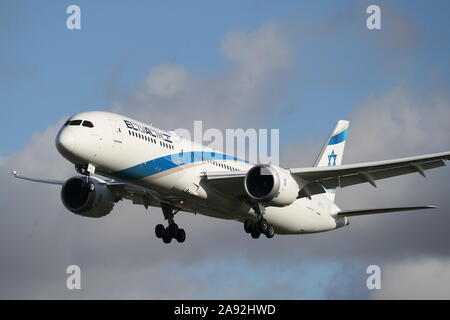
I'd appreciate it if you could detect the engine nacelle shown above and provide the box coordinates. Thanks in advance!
[244,164,300,207]
[61,176,115,218]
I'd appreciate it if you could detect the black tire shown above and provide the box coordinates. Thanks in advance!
[176,229,186,243]
[244,219,253,233]
[87,181,95,192]
[251,230,260,239]
[155,224,165,238]
[168,223,179,237]
[162,233,172,244]
[258,219,268,233]
[266,224,275,239]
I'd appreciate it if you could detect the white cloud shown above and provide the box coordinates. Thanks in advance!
[111,23,295,130]
[345,87,450,163]
[373,258,450,299]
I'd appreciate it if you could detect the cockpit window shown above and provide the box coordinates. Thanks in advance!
[68,120,82,126]
[82,120,94,128]
[64,120,70,127]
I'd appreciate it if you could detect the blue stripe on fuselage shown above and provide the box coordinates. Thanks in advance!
[328,128,348,145]
[112,151,246,181]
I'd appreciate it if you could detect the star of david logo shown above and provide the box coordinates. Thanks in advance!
[328,150,337,166]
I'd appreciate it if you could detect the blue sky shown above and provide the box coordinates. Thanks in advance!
[2,1,450,299]
[2,0,450,155]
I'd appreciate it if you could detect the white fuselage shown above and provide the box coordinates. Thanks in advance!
[56,111,346,235]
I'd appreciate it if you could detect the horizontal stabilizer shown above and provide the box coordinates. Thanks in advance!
[337,205,437,217]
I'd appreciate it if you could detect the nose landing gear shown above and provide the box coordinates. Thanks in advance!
[155,203,186,243]
[75,163,96,192]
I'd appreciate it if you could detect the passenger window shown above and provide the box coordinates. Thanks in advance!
[82,121,94,128]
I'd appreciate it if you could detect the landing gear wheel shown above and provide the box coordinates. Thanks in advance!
[251,229,261,239]
[162,233,172,244]
[258,219,268,234]
[168,223,179,237]
[155,224,165,238]
[244,219,253,233]
[159,203,187,244]
[265,224,275,239]
[176,229,186,243]
[87,181,95,192]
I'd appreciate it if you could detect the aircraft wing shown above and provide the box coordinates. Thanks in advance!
[200,151,450,199]
[11,170,65,185]
[11,170,164,210]
[291,151,450,192]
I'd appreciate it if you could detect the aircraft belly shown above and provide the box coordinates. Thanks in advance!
[132,167,250,220]
[264,198,337,234]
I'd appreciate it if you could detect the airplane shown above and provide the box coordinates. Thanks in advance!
[12,111,450,243]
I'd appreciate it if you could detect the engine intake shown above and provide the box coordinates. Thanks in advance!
[61,176,115,218]
[244,164,299,207]
[245,165,279,202]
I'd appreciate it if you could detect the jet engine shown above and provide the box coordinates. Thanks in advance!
[61,176,115,218]
[244,164,300,207]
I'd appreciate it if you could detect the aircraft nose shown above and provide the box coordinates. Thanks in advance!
[56,127,77,155]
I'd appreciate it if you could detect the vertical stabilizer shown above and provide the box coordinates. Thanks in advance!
[313,120,350,201]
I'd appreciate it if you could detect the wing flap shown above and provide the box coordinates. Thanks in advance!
[200,171,247,197]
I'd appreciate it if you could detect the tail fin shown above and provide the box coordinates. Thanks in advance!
[313,120,350,202]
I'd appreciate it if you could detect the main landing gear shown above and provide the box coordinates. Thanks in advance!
[155,203,186,244]
[243,203,275,239]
